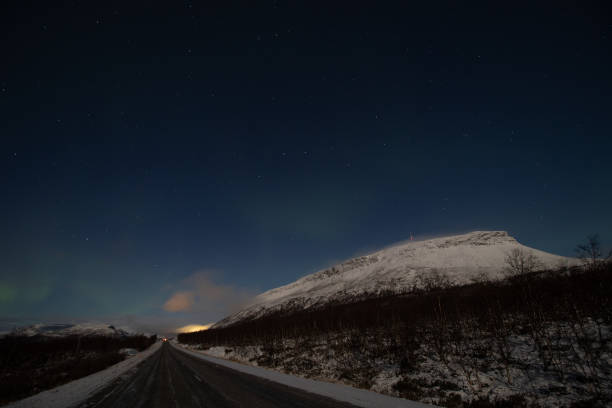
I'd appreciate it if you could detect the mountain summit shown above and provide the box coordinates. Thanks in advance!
[215,231,578,327]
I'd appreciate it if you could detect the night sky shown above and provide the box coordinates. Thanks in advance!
[2,1,612,333]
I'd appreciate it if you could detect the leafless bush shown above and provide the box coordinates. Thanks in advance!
[448,316,487,395]
[429,297,452,370]
[575,234,611,271]
[562,295,606,395]
[504,248,542,279]
[485,302,517,385]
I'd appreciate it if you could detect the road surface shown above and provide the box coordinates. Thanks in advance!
[78,342,357,408]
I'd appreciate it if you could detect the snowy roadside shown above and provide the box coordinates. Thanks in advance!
[5,341,162,408]
[172,342,435,408]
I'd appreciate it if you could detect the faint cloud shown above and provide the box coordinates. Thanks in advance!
[162,271,255,316]
[95,271,258,336]
[163,291,195,312]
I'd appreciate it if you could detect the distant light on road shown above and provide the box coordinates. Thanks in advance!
[176,324,212,333]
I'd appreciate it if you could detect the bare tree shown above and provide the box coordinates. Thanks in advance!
[504,248,542,278]
[575,234,611,271]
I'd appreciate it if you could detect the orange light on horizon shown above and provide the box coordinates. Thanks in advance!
[176,324,212,333]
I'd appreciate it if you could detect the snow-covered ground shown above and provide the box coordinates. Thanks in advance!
[173,342,435,407]
[181,318,612,407]
[216,231,578,327]
[5,341,161,408]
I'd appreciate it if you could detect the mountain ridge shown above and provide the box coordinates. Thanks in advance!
[215,231,579,328]
[6,322,138,338]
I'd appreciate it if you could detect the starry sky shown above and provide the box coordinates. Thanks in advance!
[1,1,611,333]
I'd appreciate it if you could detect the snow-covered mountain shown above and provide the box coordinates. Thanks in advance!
[215,231,579,327]
[8,322,134,337]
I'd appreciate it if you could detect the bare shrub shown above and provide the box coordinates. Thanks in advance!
[504,248,542,279]
[485,302,517,385]
[575,234,611,271]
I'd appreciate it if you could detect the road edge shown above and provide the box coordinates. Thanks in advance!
[171,342,435,408]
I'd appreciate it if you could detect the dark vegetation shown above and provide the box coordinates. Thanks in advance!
[0,333,156,405]
[179,236,612,407]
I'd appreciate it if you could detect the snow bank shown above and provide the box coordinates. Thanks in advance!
[5,341,162,408]
[173,343,435,408]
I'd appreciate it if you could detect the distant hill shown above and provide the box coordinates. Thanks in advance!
[7,322,136,338]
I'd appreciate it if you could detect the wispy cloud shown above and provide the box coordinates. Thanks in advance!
[163,291,195,312]
[162,271,255,316]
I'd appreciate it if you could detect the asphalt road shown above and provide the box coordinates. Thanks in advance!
[78,342,357,408]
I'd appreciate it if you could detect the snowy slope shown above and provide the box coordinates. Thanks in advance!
[216,231,578,327]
